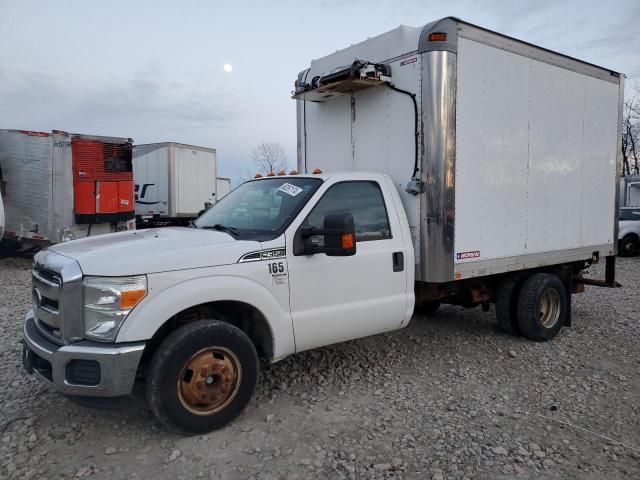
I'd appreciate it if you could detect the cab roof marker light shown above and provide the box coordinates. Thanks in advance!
[267,171,276,177]
[254,173,263,178]
[428,32,447,42]
[289,170,298,175]
[277,170,286,176]
[312,168,322,174]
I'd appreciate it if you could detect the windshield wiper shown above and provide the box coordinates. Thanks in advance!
[202,224,240,237]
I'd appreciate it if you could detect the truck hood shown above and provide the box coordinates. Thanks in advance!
[50,227,261,276]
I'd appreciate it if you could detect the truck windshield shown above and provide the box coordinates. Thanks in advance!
[195,177,322,240]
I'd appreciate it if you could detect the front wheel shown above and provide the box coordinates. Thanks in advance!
[619,234,639,257]
[146,320,259,433]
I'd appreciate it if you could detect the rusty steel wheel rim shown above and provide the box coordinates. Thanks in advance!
[177,347,242,415]
[539,289,561,328]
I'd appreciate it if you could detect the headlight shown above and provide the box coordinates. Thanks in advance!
[83,276,147,341]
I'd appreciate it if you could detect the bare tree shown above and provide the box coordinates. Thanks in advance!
[622,86,640,176]
[252,142,289,175]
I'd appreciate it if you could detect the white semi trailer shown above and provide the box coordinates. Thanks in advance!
[134,142,217,227]
[216,177,231,200]
[21,18,622,433]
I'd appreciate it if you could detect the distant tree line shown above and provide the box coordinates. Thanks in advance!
[623,85,639,176]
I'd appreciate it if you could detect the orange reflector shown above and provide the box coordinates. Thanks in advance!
[428,32,447,42]
[120,289,146,309]
[277,170,286,176]
[341,233,354,249]
[289,170,298,175]
[254,173,263,178]
[267,171,276,177]
[312,168,322,174]
[454,272,462,280]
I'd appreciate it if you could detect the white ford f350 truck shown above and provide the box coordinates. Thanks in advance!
[22,18,622,433]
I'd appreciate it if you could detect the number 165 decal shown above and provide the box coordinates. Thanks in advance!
[268,262,285,274]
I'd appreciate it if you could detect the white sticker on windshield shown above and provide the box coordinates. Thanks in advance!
[278,183,303,197]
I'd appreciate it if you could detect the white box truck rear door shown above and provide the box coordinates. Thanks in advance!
[173,147,216,216]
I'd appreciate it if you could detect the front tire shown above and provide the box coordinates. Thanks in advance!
[146,320,259,433]
[619,234,639,257]
[517,273,567,341]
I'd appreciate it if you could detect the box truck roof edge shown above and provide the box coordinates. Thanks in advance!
[134,142,216,154]
[298,17,622,82]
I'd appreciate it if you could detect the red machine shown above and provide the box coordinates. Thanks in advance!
[72,139,135,224]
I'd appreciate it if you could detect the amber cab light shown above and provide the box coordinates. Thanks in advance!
[277,170,286,176]
[266,171,276,177]
[428,32,447,42]
[289,170,298,175]
[312,168,323,174]
[254,173,263,178]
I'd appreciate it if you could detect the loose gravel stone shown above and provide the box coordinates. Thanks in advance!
[0,256,639,479]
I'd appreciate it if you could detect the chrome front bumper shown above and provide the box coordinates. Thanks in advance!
[22,310,145,397]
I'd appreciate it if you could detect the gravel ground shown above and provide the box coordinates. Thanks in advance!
[1,256,639,480]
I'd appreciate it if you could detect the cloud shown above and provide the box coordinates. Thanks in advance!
[0,66,245,140]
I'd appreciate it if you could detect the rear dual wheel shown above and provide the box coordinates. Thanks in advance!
[517,273,566,341]
[496,272,567,341]
[146,320,259,434]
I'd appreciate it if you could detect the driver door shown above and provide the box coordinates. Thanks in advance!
[285,179,410,352]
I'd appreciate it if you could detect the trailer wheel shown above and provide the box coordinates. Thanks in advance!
[495,273,528,334]
[619,234,639,257]
[517,273,567,341]
[146,320,259,434]
[415,301,441,316]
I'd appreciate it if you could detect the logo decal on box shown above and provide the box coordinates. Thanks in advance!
[400,57,417,66]
[456,250,480,260]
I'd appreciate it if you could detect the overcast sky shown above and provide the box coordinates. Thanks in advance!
[1,0,638,184]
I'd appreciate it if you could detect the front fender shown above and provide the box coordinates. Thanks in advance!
[115,273,295,359]
[619,223,640,240]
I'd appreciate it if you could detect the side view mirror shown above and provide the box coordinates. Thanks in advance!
[293,213,356,256]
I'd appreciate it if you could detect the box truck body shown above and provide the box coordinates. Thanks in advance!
[134,143,217,224]
[216,177,231,201]
[0,129,135,247]
[295,17,622,283]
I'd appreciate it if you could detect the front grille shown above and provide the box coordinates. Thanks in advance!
[32,266,63,344]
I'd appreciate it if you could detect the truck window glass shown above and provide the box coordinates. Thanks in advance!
[195,177,322,240]
[305,181,392,242]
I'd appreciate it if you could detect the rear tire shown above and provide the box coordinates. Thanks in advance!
[146,320,259,434]
[517,273,567,341]
[495,273,528,334]
[415,300,441,316]
[619,234,639,257]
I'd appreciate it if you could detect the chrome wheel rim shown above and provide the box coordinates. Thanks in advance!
[177,347,242,415]
[539,289,561,328]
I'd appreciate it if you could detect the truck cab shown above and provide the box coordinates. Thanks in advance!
[22,171,414,433]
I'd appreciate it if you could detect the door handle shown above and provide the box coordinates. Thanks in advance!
[392,252,404,272]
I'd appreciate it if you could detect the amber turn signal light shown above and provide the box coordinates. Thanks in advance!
[341,233,354,249]
[120,289,146,309]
